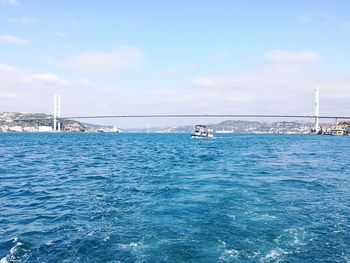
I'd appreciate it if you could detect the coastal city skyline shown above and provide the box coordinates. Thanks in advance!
[1,0,350,128]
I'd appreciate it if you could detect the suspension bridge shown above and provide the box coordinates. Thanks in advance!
[14,88,350,131]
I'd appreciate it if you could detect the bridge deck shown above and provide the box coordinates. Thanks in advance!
[12,114,350,121]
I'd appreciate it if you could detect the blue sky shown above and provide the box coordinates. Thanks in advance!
[1,0,350,127]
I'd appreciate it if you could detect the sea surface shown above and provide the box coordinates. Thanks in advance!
[0,133,350,262]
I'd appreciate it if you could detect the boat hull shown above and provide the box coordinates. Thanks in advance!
[191,134,214,139]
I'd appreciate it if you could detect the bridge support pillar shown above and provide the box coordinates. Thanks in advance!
[53,94,61,132]
[315,87,320,132]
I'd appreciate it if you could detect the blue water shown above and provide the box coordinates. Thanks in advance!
[0,133,350,262]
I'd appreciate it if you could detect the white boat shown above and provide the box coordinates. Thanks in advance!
[331,127,345,136]
[191,125,214,138]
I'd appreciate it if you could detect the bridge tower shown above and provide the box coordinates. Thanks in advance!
[53,94,61,131]
[315,87,320,132]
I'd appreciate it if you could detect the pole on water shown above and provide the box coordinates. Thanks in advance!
[53,94,57,131]
[53,94,61,132]
[57,95,61,132]
[315,87,320,132]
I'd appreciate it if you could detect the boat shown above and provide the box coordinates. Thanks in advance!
[320,122,350,136]
[191,125,214,138]
[331,127,345,136]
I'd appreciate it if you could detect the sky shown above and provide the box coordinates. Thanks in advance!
[1,0,350,127]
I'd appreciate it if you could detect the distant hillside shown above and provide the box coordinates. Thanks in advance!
[0,112,314,134]
[126,120,315,134]
[84,122,113,129]
[211,120,261,132]
[0,112,113,132]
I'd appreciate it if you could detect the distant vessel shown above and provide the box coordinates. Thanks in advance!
[331,126,345,136]
[319,121,350,136]
[191,125,214,138]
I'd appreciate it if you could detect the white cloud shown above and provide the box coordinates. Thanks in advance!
[0,92,18,98]
[0,63,17,73]
[1,50,350,128]
[73,58,330,120]
[183,64,198,70]
[162,64,198,78]
[162,68,181,77]
[192,77,215,86]
[2,16,38,24]
[1,0,19,5]
[208,51,230,62]
[265,49,321,63]
[0,35,31,45]
[297,12,332,24]
[53,45,144,73]
[78,78,93,86]
[31,73,68,86]
[53,32,66,38]
[342,21,350,30]
[298,15,312,23]
[0,63,89,113]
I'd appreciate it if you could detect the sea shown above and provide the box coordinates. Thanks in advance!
[0,133,349,262]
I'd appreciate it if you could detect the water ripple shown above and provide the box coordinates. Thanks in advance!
[1,133,350,262]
